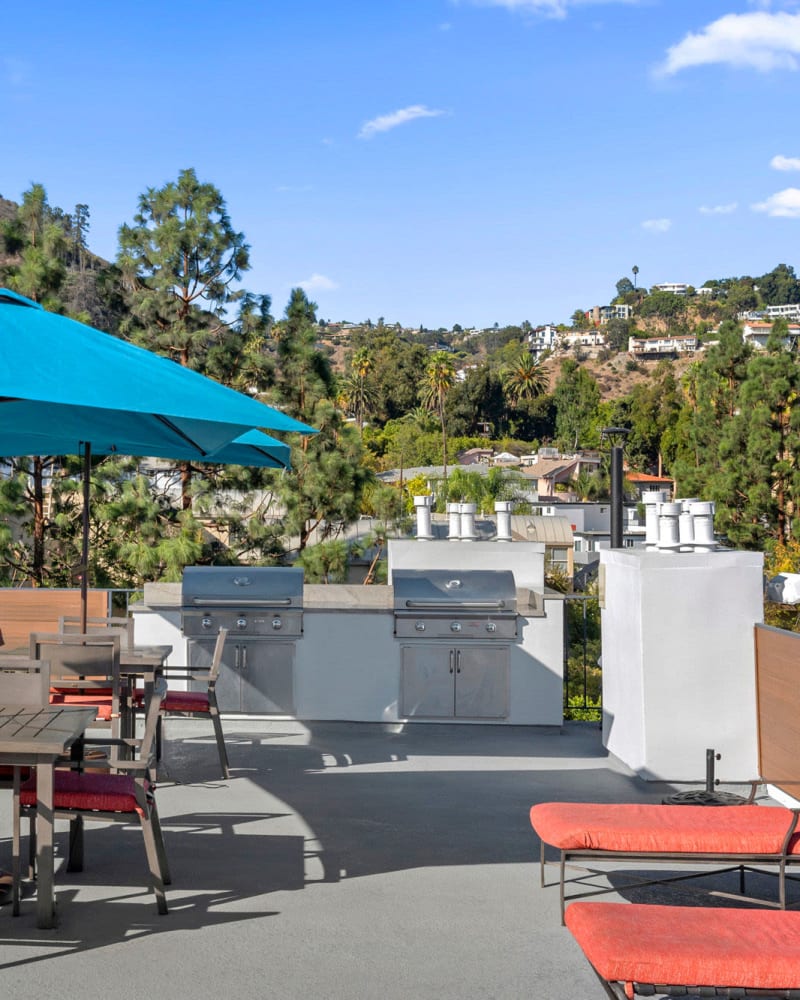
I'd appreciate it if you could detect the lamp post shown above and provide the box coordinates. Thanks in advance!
[601,427,630,549]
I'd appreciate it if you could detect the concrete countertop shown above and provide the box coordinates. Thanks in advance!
[132,580,545,616]
[304,584,393,612]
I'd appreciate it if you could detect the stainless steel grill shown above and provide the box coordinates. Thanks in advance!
[182,566,303,638]
[392,568,519,641]
[393,568,520,720]
[181,566,304,714]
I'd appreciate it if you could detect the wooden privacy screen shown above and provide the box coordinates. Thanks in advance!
[0,589,108,653]
[754,623,800,799]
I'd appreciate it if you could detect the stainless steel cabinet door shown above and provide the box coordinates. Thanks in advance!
[239,641,295,714]
[188,640,295,714]
[453,645,509,719]
[400,645,455,717]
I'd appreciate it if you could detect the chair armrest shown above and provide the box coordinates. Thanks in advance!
[161,667,211,678]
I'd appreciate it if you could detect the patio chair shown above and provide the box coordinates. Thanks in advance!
[133,626,230,779]
[530,799,800,923]
[0,660,51,913]
[0,659,50,705]
[13,678,170,915]
[29,630,122,726]
[565,901,800,999]
[58,614,135,649]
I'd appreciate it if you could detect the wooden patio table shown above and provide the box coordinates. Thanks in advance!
[0,704,95,928]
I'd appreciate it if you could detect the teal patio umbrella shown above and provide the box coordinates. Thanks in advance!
[0,289,312,622]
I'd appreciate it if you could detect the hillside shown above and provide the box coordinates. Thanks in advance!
[539,350,696,400]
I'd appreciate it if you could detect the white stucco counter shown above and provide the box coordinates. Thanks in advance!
[132,558,564,726]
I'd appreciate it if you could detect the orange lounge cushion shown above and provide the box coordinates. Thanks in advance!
[20,770,146,813]
[566,902,800,993]
[49,692,114,721]
[530,802,800,855]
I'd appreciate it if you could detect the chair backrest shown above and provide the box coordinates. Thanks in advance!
[208,628,229,685]
[58,615,134,649]
[139,677,167,768]
[29,631,121,688]
[0,660,50,704]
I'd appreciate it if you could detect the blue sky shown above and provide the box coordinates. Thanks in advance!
[4,0,800,329]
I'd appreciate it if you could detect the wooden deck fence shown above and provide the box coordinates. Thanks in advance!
[754,623,800,800]
[0,589,108,653]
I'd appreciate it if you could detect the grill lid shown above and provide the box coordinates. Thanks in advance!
[182,566,304,608]
[392,569,517,613]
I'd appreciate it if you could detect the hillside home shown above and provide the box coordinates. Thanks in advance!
[742,320,800,349]
[628,334,697,356]
[587,303,633,325]
[651,282,689,295]
[559,330,606,348]
[526,324,558,358]
[458,448,493,466]
[766,303,800,321]
[625,471,674,501]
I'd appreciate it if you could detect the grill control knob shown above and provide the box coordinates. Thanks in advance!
[201,616,213,630]
[272,617,283,630]
[236,617,248,630]
[485,622,497,633]
[414,621,426,632]
[450,621,462,633]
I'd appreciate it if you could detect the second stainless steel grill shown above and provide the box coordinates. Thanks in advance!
[392,568,521,721]
[392,568,519,640]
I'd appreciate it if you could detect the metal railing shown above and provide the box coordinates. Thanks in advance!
[561,592,602,721]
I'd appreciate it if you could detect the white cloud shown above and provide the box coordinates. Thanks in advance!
[699,202,738,215]
[297,273,339,293]
[752,187,800,217]
[458,0,641,18]
[657,12,800,76]
[642,218,672,233]
[771,154,800,170]
[358,105,446,139]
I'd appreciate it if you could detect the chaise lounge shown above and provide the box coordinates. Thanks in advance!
[565,900,800,999]
[530,800,800,922]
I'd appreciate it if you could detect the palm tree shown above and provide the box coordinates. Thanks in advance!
[421,350,456,491]
[350,347,374,431]
[501,352,549,406]
[632,265,639,289]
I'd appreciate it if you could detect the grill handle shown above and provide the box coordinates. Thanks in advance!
[403,600,507,610]
[189,597,294,607]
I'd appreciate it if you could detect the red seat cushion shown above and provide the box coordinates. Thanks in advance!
[0,765,31,781]
[160,690,210,713]
[20,770,146,813]
[133,688,209,713]
[49,692,114,721]
[566,902,800,994]
[530,802,800,855]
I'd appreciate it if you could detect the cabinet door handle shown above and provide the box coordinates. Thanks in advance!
[456,649,461,674]
[241,645,247,672]
[449,649,454,674]
[235,645,240,670]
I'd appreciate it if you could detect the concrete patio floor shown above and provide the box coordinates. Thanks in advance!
[0,719,783,1000]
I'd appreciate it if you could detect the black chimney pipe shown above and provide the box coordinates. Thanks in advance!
[601,427,630,549]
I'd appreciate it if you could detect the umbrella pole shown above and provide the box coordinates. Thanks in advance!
[80,442,91,632]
